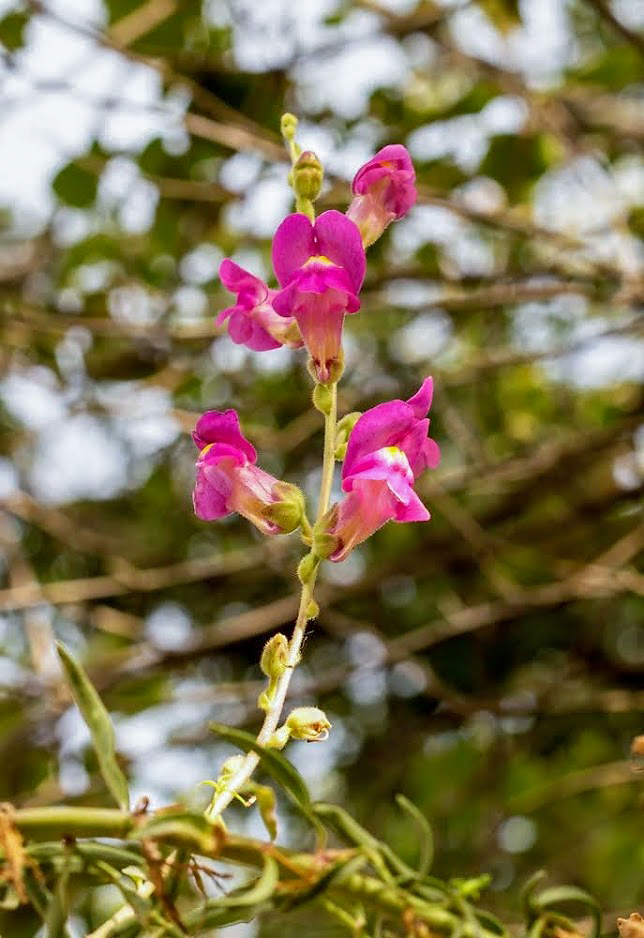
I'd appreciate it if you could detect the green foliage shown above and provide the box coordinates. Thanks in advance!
[56,644,130,811]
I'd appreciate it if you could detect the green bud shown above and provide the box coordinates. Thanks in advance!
[293,150,323,202]
[260,633,289,680]
[306,599,320,621]
[280,112,299,142]
[297,552,319,586]
[286,706,331,742]
[334,411,362,460]
[312,506,339,560]
[312,382,333,415]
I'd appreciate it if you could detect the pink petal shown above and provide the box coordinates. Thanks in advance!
[219,259,268,304]
[215,304,236,326]
[192,410,257,462]
[272,214,315,286]
[342,400,415,482]
[193,465,232,521]
[406,377,433,418]
[314,211,366,294]
[422,436,441,470]
[394,488,430,522]
[227,310,254,346]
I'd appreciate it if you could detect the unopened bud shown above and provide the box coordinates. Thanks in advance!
[297,552,319,585]
[280,113,299,143]
[286,706,331,742]
[313,382,333,415]
[312,507,339,560]
[293,150,323,202]
[334,412,362,460]
[306,599,319,621]
[260,634,289,681]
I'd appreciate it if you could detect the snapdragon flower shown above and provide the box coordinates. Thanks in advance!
[326,378,440,562]
[193,410,303,535]
[272,210,365,383]
[347,144,416,247]
[216,259,302,351]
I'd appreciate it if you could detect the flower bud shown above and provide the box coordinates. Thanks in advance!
[312,507,340,560]
[312,382,333,415]
[297,552,319,585]
[281,112,299,142]
[260,633,289,680]
[334,412,362,460]
[293,150,323,203]
[286,706,331,742]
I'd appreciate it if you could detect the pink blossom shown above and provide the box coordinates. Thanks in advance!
[193,410,291,535]
[347,144,416,247]
[272,210,366,383]
[327,378,440,562]
[216,260,302,352]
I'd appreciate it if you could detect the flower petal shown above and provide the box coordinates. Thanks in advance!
[394,488,430,522]
[193,465,232,521]
[342,400,415,483]
[272,213,315,286]
[406,377,433,418]
[192,410,257,462]
[219,259,268,304]
[314,210,366,294]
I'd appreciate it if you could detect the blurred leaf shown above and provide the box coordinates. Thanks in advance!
[52,162,98,208]
[0,12,29,51]
[395,794,434,876]
[56,643,130,811]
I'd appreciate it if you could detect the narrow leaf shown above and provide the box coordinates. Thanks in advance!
[395,794,434,877]
[533,885,601,938]
[57,643,130,811]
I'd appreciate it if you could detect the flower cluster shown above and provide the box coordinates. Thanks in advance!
[192,137,439,561]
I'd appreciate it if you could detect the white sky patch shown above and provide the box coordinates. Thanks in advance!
[294,34,409,118]
[29,413,129,503]
[1,366,67,429]
[0,4,180,226]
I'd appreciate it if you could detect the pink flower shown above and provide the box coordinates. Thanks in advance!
[193,410,301,535]
[216,260,302,351]
[347,145,416,247]
[327,378,440,562]
[272,210,366,383]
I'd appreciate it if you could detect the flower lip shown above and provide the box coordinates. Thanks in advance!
[272,210,365,294]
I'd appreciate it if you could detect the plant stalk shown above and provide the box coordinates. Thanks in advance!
[205,383,338,820]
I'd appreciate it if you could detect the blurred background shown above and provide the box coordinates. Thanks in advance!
[0,0,643,931]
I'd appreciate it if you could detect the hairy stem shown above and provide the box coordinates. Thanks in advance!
[205,383,338,821]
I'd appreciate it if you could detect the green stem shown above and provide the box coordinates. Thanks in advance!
[316,382,337,522]
[205,384,338,821]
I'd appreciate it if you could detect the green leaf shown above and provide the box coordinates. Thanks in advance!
[395,794,434,877]
[182,855,278,931]
[209,723,311,808]
[0,12,29,51]
[56,643,129,811]
[52,162,98,208]
[532,886,601,938]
